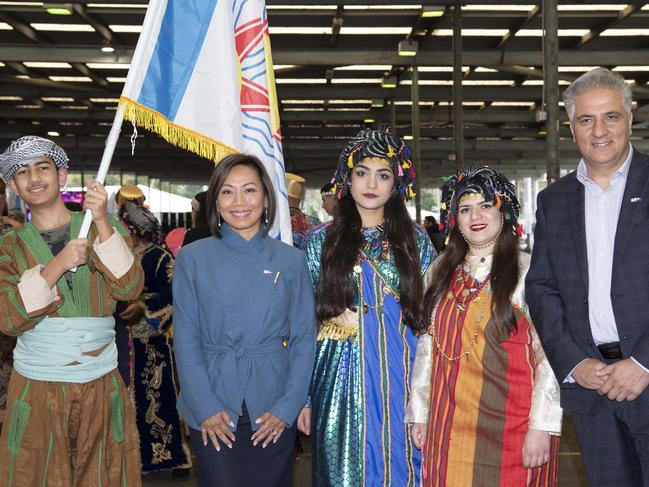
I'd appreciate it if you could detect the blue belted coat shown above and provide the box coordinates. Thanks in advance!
[173,224,317,431]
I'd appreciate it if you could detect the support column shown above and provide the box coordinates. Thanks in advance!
[453,4,464,169]
[390,98,397,135]
[411,59,422,223]
[543,0,560,183]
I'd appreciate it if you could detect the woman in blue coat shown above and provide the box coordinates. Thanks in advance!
[173,154,317,487]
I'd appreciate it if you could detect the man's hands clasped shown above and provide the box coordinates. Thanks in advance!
[573,357,649,401]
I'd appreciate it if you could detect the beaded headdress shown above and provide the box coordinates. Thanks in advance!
[0,136,69,181]
[331,129,416,201]
[439,166,520,236]
[120,200,163,245]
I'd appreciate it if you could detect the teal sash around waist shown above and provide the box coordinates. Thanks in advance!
[13,316,117,384]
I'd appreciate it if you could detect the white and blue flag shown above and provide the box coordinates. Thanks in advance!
[120,0,291,242]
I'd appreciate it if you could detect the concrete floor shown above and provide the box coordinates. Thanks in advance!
[143,413,588,486]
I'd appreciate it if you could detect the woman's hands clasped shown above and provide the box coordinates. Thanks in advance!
[202,409,289,451]
[252,412,287,448]
[201,410,235,452]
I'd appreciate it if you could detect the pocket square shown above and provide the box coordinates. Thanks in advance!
[631,197,642,203]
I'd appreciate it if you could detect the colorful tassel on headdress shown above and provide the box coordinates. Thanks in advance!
[331,129,417,201]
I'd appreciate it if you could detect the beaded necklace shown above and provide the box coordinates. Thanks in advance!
[431,265,491,361]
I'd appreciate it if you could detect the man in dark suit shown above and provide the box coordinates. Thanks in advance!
[526,67,649,486]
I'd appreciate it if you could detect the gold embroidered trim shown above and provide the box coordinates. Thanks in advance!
[317,320,358,342]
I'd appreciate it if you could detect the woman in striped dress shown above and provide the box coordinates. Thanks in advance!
[407,167,562,487]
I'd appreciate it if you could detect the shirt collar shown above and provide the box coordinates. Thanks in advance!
[576,143,633,186]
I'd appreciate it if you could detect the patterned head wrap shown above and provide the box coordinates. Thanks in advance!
[331,129,416,201]
[440,166,520,236]
[120,201,162,245]
[0,136,69,181]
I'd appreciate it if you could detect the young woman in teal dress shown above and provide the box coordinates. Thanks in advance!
[300,129,435,486]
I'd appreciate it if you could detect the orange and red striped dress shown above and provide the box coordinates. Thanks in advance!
[419,259,560,487]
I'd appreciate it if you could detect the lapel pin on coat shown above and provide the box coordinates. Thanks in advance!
[630,197,642,203]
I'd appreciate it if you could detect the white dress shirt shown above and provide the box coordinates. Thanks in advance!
[576,145,632,345]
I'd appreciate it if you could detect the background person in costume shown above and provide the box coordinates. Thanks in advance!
[408,166,562,486]
[118,200,192,477]
[286,172,320,248]
[173,154,316,487]
[526,67,649,486]
[0,177,19,432]
[113,184,148,387]
[320,182,337,219]
[0,135,144,486]
[183,190,211,246]
[300,129,435,486]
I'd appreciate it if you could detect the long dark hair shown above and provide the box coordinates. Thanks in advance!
[206,154,276,238]
[316,191,425,334]
[424,222,520,337]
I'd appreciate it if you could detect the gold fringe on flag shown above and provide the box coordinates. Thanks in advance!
[119,97,239,163]
[317,320,358,343]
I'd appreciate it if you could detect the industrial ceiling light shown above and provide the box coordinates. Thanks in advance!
[403,135,414,140]
[421,6,444,18]
[44,2,72,15]
[101,41,115,53]
[363,118,375,124]
[398,38,418,57]
[371,98,384,108]
[381,75,397,88]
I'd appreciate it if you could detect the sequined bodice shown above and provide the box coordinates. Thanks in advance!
[303,222,435,296]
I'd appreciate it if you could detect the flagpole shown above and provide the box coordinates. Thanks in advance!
[71,105,124,271]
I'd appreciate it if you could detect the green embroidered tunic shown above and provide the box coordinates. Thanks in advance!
[0,212,144,487]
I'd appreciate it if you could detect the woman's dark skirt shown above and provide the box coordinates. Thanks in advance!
[190,403,296,487]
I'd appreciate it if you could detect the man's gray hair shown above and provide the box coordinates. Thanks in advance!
[562,67,633,121]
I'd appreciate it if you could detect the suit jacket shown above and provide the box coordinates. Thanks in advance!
[172,224,317,430]
[526,148,649,414]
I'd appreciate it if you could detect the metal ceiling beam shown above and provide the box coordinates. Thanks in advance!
[70,3,122,46]
[575,4,642,49]
[5,105,648,125]
[0,12,49,43]
[71,63,110,88]
[4,46,649,67]
[0,75,108,94]
[9,122,618,140]
[497,5,540,49]
[0,106,554,123]
[0,82,568,102]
